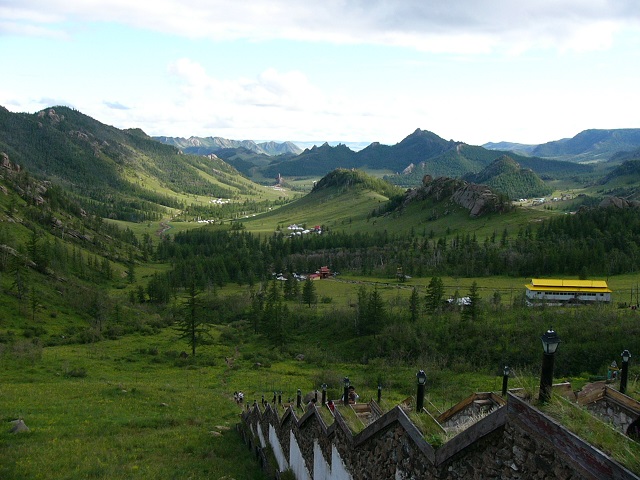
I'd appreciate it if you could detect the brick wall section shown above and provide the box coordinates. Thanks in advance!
[239,393,640,480]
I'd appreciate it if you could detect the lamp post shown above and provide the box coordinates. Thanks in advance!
[416,370,427,413]
[321,384,327,405]
[343,377,350,406]
[502,365,510,396]
[297,389,302,408]
[620,350,631,394]
[377,384,382,403]
[539,328,561,403]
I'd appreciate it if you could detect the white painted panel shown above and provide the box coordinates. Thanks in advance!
[269,424,289,472]
[257,423,266,448]
[313,440,330,480]
[330,445,352,480]
[289,431,311,480]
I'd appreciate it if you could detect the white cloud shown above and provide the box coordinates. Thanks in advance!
[5,0,640,54]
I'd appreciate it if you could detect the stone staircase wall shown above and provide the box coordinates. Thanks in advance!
[239,393,640,480]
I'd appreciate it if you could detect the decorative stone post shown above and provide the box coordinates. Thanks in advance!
[416,370,427,413]
[343,377,350,406]
[502,365,510,396]
[539,328,561,403]
[620,349,631,394]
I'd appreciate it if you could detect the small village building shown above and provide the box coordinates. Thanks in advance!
[319,266,331,278]
[525,278,612,305]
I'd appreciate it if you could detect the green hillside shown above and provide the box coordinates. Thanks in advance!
[240,169,403,234]
[384,144,590,186]
[464,155,552,199]
[3,106,640,479]
[532,128,640,162]
[0,106,290,222]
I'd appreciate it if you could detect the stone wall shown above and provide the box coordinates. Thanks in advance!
[583,386,640,435]
[239,393,640,480]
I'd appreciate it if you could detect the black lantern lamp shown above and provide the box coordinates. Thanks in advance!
[541,328,561,354]
[539,328,560,403]
[416,370,427,413]
[321,383,327,405]
[343,377,350,406]
[620,350,631,394]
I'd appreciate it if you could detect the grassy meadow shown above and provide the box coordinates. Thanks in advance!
[4,268,640,478]
[1,320,512,480]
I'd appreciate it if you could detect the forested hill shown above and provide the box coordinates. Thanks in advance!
[609,147,640,164]
[383,143,589,186]
[262,128,588,181]
[0,106,257,222]
[463,155,552,199]
[600,159,640,199]
[531,129,640,162]
[312,168,403,198]
[262,142,359,177]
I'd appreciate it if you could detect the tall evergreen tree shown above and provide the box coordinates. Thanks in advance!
[409,287,420,323]
[262,280,287,347]
[365,287,386,336]
[425,276,445,313]
[464,281,481,321]
[302,277,317,307]
[174,283,210,356]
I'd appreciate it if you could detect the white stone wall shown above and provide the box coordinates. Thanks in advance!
[289,430,311,480]
[253,422,266,448]
[313,440,331,480]
[330,445,352,480]
[269,424,289,472]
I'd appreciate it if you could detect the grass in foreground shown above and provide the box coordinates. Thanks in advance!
[0,332,266,480]
[542,395,640,474]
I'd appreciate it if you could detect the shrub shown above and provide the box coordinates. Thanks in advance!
[64,366,87,378]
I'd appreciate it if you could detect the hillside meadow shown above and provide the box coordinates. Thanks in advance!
[3,268,640,479]
[1,321,513,480]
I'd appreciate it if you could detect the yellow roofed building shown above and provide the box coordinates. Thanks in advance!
[525,278,612,305]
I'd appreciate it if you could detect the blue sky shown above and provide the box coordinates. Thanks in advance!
[2,1,640,147]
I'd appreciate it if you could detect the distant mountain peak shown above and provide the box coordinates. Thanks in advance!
[154,135,302,156]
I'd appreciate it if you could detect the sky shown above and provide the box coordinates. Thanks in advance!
[2,1,640,147]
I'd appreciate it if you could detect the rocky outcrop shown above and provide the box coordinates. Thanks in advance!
[402,176,507,217]
[451,182,503,217]
[1,152,21,173]
[599,196,640,209]
[37,108,64,124]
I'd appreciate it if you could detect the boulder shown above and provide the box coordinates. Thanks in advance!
[10,419,29,434]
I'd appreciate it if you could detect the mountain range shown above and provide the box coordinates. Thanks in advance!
[484,128,640,162]
[155,128,640,185]
[3,105,640,209]
[154,135,302,156]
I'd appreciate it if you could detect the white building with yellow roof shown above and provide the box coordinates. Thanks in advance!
[525,278,612,305]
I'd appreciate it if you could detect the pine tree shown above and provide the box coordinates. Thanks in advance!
[425,276,444,313]
[174,283,211,356]
[302,277,317,307]
[464,281,481,321]
[409,287,420,323]
[262,280,288,347]
[366,287,386,336]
